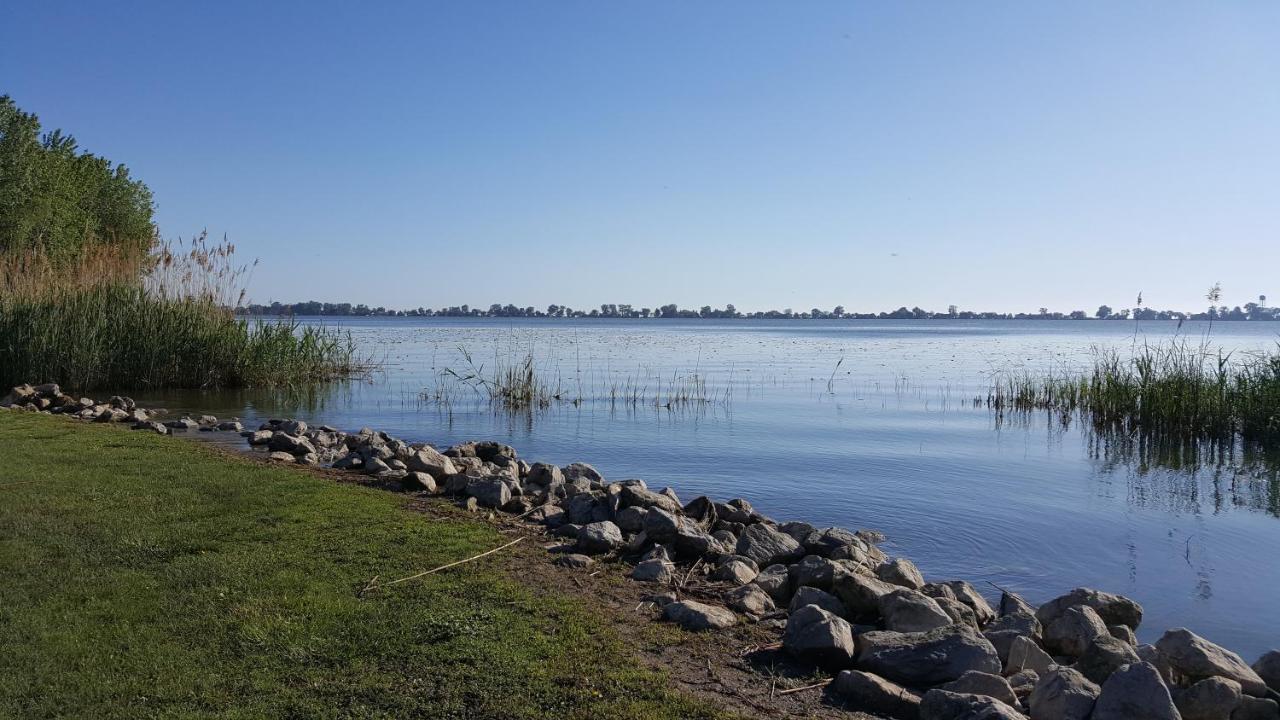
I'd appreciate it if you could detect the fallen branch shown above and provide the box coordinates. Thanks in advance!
[778,681,829,695]
[360,536,525,596]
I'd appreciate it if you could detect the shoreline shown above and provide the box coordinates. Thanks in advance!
[6,381,1280,718]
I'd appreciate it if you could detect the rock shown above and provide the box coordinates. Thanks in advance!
[296,453,320,465]
[278,419,308,435]
[856,624,1001,686]
[805,526,868,557]
[132,421,168,434]
[940,670,1020,709]
[920,689,1022,719]
[528,504,566,527]
[789,586,847,617]
[714,498,755,524]
[216,420,243,432]
[1036,587,1144,631]
[1000,591,1037,618]
[577,521,623,554]
[631,558,676,583]
[332,453,363,470]
[1140,643,1179,684]
[1076,634,1142,685]
[662,600,736,631]
[877,558,926,590]
[565,493,608,525]
[833,670,922,720]
[1005,635,1055,675]
[642,507,684,543]
[1175,677,1243,720]
[724,584,775,615]
[880,589,953,633]
[1092,661,1180,719]
[1232,696,1280,720]
[247,430,274,445]
[940,581,996,626]
[1029,666,1101,720]
[1253,651,1280,694]
[783,604,856,670]
[402,472,438,493]
[1008,668,1040,699]
[1108,624,1138,646]
[562,462,602,483]
[983,611,1041,661]
[1156,628,1268,697]
[614,505,648,534]
[1043,604,1109,658]
[619,483,682,514]
[33,382,60,397]
[832,568,898,618]
[267,451,295,462]
[789,554,840,591]
[466,477,512,508]
[753,564,793,606]
[710,559,758,585]
[939,597,981,629]
[780,521,818,543]
[735,523,804,567]
[406,446,458,478]
[554,554,594,569]
[671,525,722,560]
[269,432,315,456]
[165,417,198,430]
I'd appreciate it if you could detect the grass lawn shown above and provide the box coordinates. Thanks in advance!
[0,412,727,719]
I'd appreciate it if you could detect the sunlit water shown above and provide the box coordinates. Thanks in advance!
[136,318,1280,659]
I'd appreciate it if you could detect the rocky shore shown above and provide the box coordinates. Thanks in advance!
[6,381,1280,720]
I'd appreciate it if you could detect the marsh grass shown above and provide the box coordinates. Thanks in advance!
[986,339,1280,444]
[0,234,369,390]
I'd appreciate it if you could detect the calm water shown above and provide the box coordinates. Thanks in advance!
[137,319,1280,659]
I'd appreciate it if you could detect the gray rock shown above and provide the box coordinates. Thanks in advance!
[1036,587,1144,631]
[1109,624,1138,646]
[789,586,847,617]
[789,554,839,591]
[528,504,566,528]
[267,451,296,462]
[1076,634,1142,685]
[1029,666,1100,720]
[920,689,1022,719]
[1175,676,1243,720]
[614,505,649,534]
[554,554,594,569]
[332,453,363,470]
[877,558,926,590]
[565,493,608,525]
[1232,696,1280,720]
[714,498,755,524]
[833,670,922,720]
[1252,651,1280,694]
[710,559,758,585]
[856,624,1001,686]
[753,564,793,606]
[1092,661,1180,720]
[805,526,871,558]
[619,483,682,514]
[1156,628,1268,697]
[406,446,458,478]
[466,477,512,508]
[940,670,1020,709]
[215,420,243,432]
[642,507,684,544]
[562,462,603,483]
[940,581,996,626]
[724,583,776,615]
[999,591,1037,618]
[526,462,564,486]
[402,472,438,493]
[983,611,1041,661]
[880,589,953,633]
[662,600,736,631]
[832,567,899,618]
[931,597,977,630]
[735,523,804,567]
[1005,634,1056,675]
[269,432,316,456]
[1043,604,1109,657]
[779,521,818,543]
[577,521,623,554]
[632,558,676,583]
[165,417,198,430]
[783,604,856,670]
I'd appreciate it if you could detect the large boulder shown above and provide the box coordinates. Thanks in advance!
[735,523,804,567]
[562,462,602,483]
[939,581,996,627]
[983,611,1042,661]
[465,477,512,508]
[631,558,676,583]
[710,559,758,585]
[1233,696,1280,720]
[1174,676,1243,720]
[620,483,682,514]
[1092,662,1180,720]
[939,671,1020,710]
[724,584,775,615]
[783,604,856,670]
[1036,587,1143,631]
[789,554,839,591]
[1043,604,1109,658]
[1076,635,1142,685]
[753,564,793,606]
[856,624,1001,686]
[526,462,564,486]
[576,521,623,554]
[879,589,953,633]
[789,586,847,618]
[1252,651,1280,694]
[1156,628,1268,697]
[832,568,898,618]
[662,600,736,631]
[919,689,1022,719]
[406,446,458,478]
[877,558,925,590]
[832,670,921,720]
[1029,666,1100,720]
[1005,635,1055,675]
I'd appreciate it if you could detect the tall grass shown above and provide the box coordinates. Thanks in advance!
[0,234,368,390]
[986,339,1280,443]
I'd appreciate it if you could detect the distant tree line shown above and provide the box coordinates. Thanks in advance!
[236,297,1280,321]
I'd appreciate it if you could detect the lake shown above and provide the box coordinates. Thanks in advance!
[136,318,1280,659]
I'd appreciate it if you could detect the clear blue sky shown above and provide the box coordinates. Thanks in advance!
[4,1,1277,313]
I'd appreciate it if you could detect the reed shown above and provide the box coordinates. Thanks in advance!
[986,339,1280,443]
[0,234,369,390]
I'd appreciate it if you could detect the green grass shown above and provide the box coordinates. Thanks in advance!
[986,339,1280,444]
[0,283,366,390]
[0,412,725,720]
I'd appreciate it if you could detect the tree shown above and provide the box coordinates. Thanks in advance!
[947,304,958,316]
[1096,305,1112,319]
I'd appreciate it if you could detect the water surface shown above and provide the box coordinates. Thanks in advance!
[138,318,1280,659]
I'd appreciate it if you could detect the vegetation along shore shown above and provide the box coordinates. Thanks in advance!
[6,381,1280,718]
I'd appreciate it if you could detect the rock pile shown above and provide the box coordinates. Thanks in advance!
[1,383,248,436]
[7,382,1280,719]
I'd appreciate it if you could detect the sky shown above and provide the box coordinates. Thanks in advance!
[3,1,1278,314]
